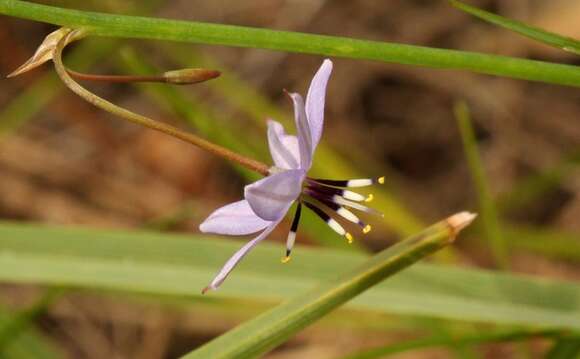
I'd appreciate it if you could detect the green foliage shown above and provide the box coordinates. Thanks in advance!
[0,221,579,330]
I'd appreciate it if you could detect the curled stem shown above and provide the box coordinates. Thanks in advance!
[52,28,270,176]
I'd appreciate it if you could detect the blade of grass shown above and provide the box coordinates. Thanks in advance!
[449,0,580,55]
[2,1,580,87]
[182,213,471,358]
[454,101,508,269]
[1,220,580,329]
[341,328,561,359]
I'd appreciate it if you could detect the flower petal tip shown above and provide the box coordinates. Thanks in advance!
[201,285,214,295]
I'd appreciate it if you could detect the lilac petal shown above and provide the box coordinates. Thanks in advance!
[267,119,300,170]
[199,200,272,235]
[245,169,305,221]
[287,92,313,169]
[203,221,280,292]
[305,59,333,154]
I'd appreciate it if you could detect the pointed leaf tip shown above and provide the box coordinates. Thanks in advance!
[446,211,477,234]
[7,27,83,78]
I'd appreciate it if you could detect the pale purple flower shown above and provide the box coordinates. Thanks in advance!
[200,59,383,293]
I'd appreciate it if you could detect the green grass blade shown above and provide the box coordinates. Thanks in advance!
[455,102,508,269]
[2,1,580,87]
[1,221,580,329]
[182,213,468,358]
[341,329,560,359]
[450,0,580,55]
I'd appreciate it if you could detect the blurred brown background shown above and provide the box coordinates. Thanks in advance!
[1,0,579,358]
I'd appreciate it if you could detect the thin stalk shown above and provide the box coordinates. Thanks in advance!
[454,101,508,269]
[66,69,167,83]
[1,0,580,87]
[52,29,269,176]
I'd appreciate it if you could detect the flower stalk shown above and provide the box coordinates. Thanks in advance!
[66,67,221,85]
[51,28,270,176]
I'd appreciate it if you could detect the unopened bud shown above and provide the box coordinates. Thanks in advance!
[163,68,221,85]
[7,27,84,78]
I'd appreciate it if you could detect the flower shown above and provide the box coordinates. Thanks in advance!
[199,59,383,293]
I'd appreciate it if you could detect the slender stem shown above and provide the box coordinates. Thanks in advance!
[1,0,580,87]
[52,29,270,176]
[66,69,167,83]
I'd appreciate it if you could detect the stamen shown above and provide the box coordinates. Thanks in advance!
[363,224,372,234]
[306,182,366,202]
[283,202,302,263]
[365,194,374,203]
[303,202,351,241]
[310,177,385,188]
[333,196,384,217]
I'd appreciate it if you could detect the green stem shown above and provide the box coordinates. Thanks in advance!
[52,29,270,176]
[454,101,508,269]
[1,0,580,87]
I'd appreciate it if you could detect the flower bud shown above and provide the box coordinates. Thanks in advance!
[163,68,221,85]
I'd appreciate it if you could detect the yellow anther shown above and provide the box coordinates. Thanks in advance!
[281,256,291,264]
[363,224,372,234]
[377,176,385,184]
[365,193,374,203]
[345,232,354,244]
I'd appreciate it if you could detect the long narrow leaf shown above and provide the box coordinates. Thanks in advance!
[1,0,580,87]
[0,221,579,329]
[450,0,580,55]
[182,213,470,358]
[455,102,508,268]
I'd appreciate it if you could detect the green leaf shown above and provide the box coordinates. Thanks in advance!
[449,0,580,55]
[182,213,466,358]
[1,0,580,87]
[0,220,579,330]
